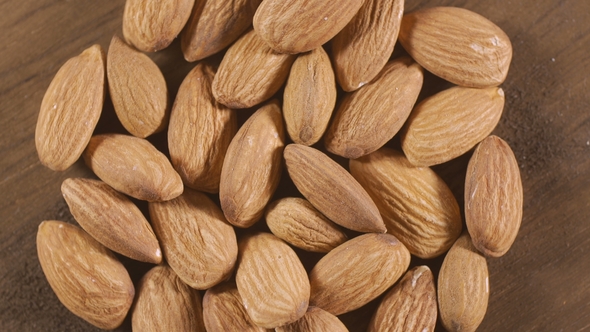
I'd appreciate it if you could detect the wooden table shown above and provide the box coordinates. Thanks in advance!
[1,0,589,331]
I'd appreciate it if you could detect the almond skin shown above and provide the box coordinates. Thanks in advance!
[276,306,348,332]
[36,220,134,330]
[236,232,310,329]
[212,30,296,109]
[465,135,523,257]
[284,144,386,233]
[168,62,237,193]
[132,265,206,332]
[399,6,512,88]
[349,148,462,259]
[83,133,183,202]
[253,0,365,54]
[149,188,238,290]
[324,57,423,159]
[401,86,505,167]
[107,35,169,138]
[368,266,437,332]
[309,233,410,315]
[61,178,162,264]
[332,0,404,91]
[35,44,104,171]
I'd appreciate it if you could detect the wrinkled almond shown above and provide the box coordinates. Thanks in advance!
[276,306,348,332]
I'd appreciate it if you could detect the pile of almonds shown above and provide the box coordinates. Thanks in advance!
[35,0,523,331]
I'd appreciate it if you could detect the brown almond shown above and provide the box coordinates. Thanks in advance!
[168,62,237,193]
[438,232,489,332]
[283,46,336,146]
[401,86,505,167]
[36,221,134,330]
[324,57,423,159]
[181,0,262,61]
[399,6,512,88]
[236,232,310,329]
[149,188,238,290]
[219,101,284,228]
[83,133,183,202]
[332,0,404,91]
[465,135,523,257]
[253,0,365,54]
[265,197,348,253]
[276,306,349,332]
[122,0,195,52]
[61,178,161,264]
[132,265,206,332]
[284,144,386,233]
[309,233,410,315]
[368,266,437,332]
[107,35,169,138]
[212,30,296,109]
[349,148,462,259]
[35,44,104,171]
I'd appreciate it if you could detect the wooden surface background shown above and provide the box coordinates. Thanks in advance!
[1,0,589,331]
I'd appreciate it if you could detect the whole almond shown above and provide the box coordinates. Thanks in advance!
[465,135,523,257]
[236,232,310,329]
[276,306,348,332]
[83,133,183,201]
[438,232,489,332]
[203,281,267,332]
[368,266,437,332]
[35,44,104,171]
[399,6,512,88]
[309,233,410,315]
[122,0,195,52]
[401,86,505,167]
[324,57,423,159]
[181,0,262,61]
[284,144,386,233]
[61,178,162,264]
[168,62,237,193]
[149,188,238,290]
[283,46,336,146]
[132,265,206,332]
[253,0,365,54]
[332,0,404,91]
[36,220,134,330]
[265,197,348,253]
[212,30,296,109]
[219,101,284,228]
[349,148,462,259]
[107,35,169,138]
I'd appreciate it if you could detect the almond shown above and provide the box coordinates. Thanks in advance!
[349,148,462,259]
[253,0,365,54]
[399,6,512,88]
[465,135,523,257]
[212,30,296,109]
[132,265,206,332]
[236,232,310,329]
[265,197,348,253]
[438,232,489,332]
[332,0,404,91]
[61,178,162,264]
[35,44,104,171]
[324,57,423,159]
[283,46,336,146]
[107,35,169,138]
[368,266,437,332]
[401,86,505,167]
[219,101,284,228]
[149,188,238,290]
[168,62,237,193]
[284,144,386,233]
[83,133,183,201]
[276,306,348,332]
[36,220,134,330]
[309,233,410,315]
